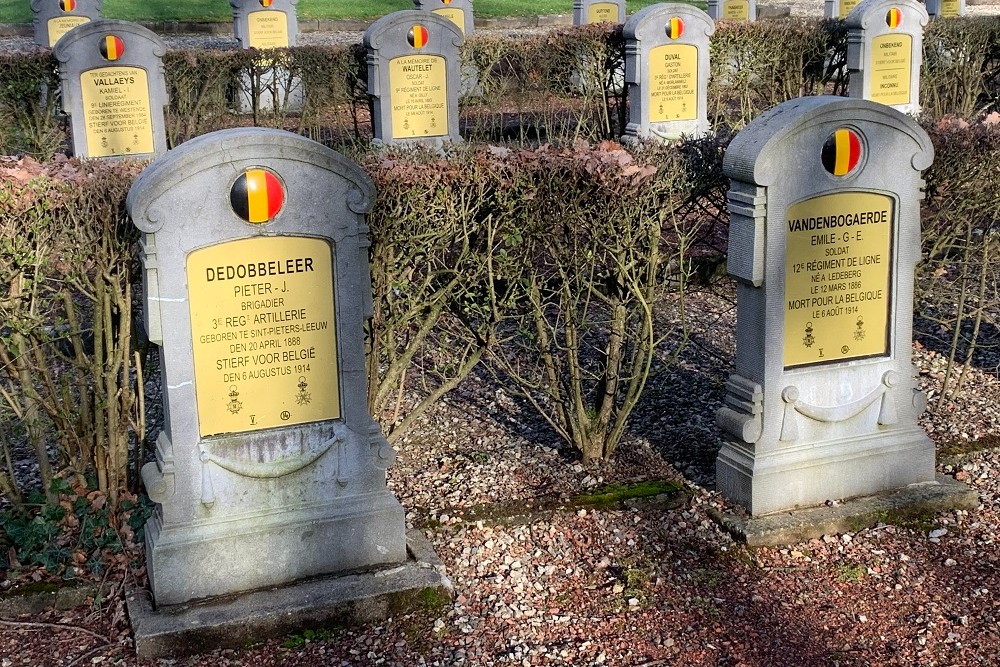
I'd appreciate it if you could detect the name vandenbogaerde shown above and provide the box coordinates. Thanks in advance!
[787,209,889,233]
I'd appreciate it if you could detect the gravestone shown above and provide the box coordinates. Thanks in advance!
[229,0,303,113]
[230,0,298,49]
[623,4,714,142]
[127,128,412,607]
[573,0,626,25]
[925,0,964,18]
[53,20,168,159]
[825,0,862,19]
[716,96,936,516]
[364,11,464,148]
[846,0,927,116]
[707,0,756,21]
[413,0,474,36]
[31,0,102,48]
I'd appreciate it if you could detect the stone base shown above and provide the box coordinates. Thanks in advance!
[145,491,408,605]
[128,530,453,660]
[709,474,979,546]
[716,427,936,516]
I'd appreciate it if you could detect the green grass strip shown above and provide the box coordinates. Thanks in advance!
[1,0,686,25]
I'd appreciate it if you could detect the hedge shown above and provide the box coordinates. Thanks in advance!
[5,18,1000,156]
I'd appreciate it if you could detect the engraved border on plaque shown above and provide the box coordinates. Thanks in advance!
[187,236,340,436]
[783,191,895,369]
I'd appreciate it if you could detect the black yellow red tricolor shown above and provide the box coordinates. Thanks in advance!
[886,7,902,27]
[668,17,684,39]
[230,169,284,224]
[260,0,273,7]
[442,0,454,4]
[60,0,77,11]
[408,25,429,48]
[821,129,862,176]
[100,35,125,61]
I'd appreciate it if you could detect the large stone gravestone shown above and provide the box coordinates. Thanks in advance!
[32,0,102,48]
[846,0,927,116]
[413,0,474,36]
[925,0,964,18]
[574,0,626,25]
[53,20,168,159]
[825,0,862,19]
[707,0,756,22]
[230,0,303,113]
[230,0,298,49]
[127,128,410,607]
[716,96,937,516]
[623,4,714,142]
[364,11,463,148]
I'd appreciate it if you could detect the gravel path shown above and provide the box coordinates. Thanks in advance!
[2,13,1000,666]
[3,286,999,666]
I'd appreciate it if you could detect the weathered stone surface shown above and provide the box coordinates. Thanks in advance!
[364,11,464,148]
[31,0,102,48]
[230,0,298,49]
[846,0,927,115]
[623,4,714,143]
[128,530,453,659]
[710,475,980,546]
[0,582,97,617]
[707,0,757,22]
[718,97,936,516]
[53,19,168,159]
[128,128,408,606]
[414,0,474,36]
[573,0,626,25]
[925,0,966,18]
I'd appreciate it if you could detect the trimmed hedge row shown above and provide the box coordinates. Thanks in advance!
[1,118,999,498]
[4,17,1000,156]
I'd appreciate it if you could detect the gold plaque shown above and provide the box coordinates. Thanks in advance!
[784,192,893,368]
[870,34,912,106]
[648,44,698,123]
[188,237,340,437]
[939,0,960,17]
[80,67,155,158]
[722,0,751,20]
[47,15,90,47]
[433,7,465,34]
[837,0,861,17]
[247,10,290,49]
[587,2,619,23]
[389,55,448,139]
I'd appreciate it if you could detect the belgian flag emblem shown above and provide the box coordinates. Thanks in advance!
[886,7,902,27]
[821,129,863,177]
[100,36,125,61]
[60,0,77,11]
[442,0,454,4]
[260,0,274,6]
[668,17,684,39]
[408,25,429,48]
[230,169,285,224]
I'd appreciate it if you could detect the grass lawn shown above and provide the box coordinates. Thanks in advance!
[0,0,674,24]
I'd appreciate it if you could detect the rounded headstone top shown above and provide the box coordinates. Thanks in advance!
[229,0,299,8]
[722,96,932,186]
[364,10,465,50]
[624,3,715,41]
[52,18,166,61]
[845,0,928,30]
[126,128,376,233]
